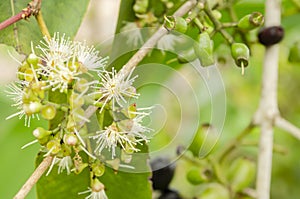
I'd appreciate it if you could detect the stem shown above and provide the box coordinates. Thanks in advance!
[275,117,300,140]
[203,1,234,44]
[35,11,51,39]
[14,156,53,199]
[254,0,281,198]
[218,123,255,163]
[0,8,32,31]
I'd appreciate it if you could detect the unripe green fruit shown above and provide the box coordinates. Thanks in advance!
[133,0,148,14]
[199,183,230,199]
[193,32,215,67]
[186,167,207,185]
[288,42,300,63]
[164,16,188,33]
[212,10,222,20]
[226,157,256,192]
[41,104,57,120]
[231,43,250,74]
[188,124,218,158]
[177,48,197,63]
[238,12,264,31]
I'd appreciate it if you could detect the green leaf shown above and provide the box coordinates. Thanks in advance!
[0,0,90,54]
[35,152,90,199]
[100,143,152,199]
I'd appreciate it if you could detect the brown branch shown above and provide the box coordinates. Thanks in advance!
[0,0,41,31]
[0,7,32,31]
[14,156,53,199]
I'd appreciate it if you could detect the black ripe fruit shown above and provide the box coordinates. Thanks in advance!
[150,157,175,191]
[159,189,182,199]
[258,26,284,46]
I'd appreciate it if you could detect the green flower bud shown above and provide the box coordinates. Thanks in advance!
[33,127,52,139]
[41,104,57,120]
[226,157,256,192]
[63,133,78,146]
[212,10,222,20]
[24,68,34,82]
[26,53,40,68]
[238,12,264,31]
[193,32,215,67]
[23,101,42,115]
[164,16,188,33]
[133,0,149,14]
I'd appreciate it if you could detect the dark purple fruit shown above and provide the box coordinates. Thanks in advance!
[150,157,176,191]
[258,26,284,46]
[159,189,182,199]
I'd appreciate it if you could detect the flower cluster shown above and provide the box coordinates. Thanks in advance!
[6,33,152,198]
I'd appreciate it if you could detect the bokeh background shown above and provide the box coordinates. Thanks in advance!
[1,0,300,198]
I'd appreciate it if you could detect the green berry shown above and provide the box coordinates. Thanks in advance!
[238,12,264,31]
[231,43,250,74]
[41,104,57,120]
[164,16,188,33]
[226,157,256,192]
[186,167,207,185]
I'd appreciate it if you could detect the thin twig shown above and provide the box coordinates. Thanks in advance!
[14,156,53,199]
[35,10,51,39]
[275,116,300,140]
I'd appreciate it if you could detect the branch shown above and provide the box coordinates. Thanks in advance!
[275,116,300,140]
[0,0,41,31]
[255,0,281,198]
[14,156,53,199]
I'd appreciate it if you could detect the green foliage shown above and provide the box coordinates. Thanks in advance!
[0,0,89,54]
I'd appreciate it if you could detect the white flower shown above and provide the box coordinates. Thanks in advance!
[90,68,139,112]
[37,32,74,65]
[46,156,73,176]
[157,34,182,54]
[128,108,153,141]
[91,124,139,158]
[121,22,144,47]
[40,59,82,93]
[5,82,39,127]
[74,41,108,70]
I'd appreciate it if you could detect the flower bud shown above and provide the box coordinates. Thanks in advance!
[23,101,42,115]
[63,133,78,146]
[41,104,57,120]
[33,127,52,139]
[91,160,106,177]
[46,139,61,155]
